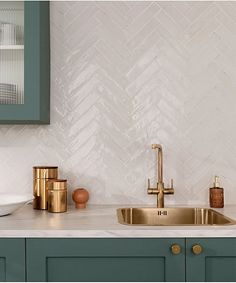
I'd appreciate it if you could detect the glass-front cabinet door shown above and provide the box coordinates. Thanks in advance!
[0,1,24,105]
[0,1,50,124]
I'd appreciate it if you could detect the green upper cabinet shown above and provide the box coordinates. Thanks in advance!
[186,238,236,282]
[26,238,185,282]
[0,1,50,124]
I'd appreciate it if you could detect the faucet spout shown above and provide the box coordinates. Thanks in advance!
[148,144,174,208]
[151,144,163,183]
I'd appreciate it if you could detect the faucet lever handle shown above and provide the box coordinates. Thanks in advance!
[147,178,158,194]
[164,179,174,195]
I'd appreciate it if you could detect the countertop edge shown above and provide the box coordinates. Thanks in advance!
[0,229,235,238]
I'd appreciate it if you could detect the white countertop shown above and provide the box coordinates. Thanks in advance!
[1,204,236,238]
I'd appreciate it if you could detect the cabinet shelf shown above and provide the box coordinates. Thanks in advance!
[0,45,24,50]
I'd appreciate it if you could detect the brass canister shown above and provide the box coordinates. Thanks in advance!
[33,166,58,210]
[47,179,67,213]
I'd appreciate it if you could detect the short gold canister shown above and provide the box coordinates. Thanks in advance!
[33,166,58,210]
[47,179,67,213]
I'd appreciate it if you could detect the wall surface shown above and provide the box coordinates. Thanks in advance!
[1,1,236,205]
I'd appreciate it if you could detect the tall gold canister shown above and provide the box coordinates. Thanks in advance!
[33,166,58,210]
[47,179,67,213]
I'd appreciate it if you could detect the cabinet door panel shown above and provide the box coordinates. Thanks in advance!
[186,238,236,282]
[27,238,185,282]
[47,256,165,282]
[0,258,6,281]
[205,256,236,281]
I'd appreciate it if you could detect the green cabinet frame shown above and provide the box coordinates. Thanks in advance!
[0,239,25,282]
[0,1,50,124]
[26,238,185,282]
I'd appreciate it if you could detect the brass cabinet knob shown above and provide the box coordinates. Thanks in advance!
[192,244,203,255]
[171,244,182,255]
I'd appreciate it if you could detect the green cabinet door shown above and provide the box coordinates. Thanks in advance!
[26,238,185,282]
[0,239,25,282]
[0,1,50,124]
[186,238,236,282]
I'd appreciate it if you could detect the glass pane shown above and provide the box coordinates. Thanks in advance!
[0,1,24,105]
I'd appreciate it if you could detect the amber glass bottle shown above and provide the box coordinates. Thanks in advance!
[209,176,224,208]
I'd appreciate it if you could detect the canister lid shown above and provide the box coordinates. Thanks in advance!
[47,179,67,190]
[33,166,58,179]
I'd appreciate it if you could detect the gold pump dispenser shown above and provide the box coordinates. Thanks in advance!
[209,176,224,208]
[213,176,220,187]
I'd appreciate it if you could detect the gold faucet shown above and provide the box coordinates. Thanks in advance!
[147,144,174,208]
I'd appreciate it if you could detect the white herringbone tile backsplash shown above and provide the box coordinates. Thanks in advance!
[1,1,236,205]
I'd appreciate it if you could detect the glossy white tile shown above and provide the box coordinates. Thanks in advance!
[1,2,236,206]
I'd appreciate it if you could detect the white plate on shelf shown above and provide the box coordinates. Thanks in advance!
[0,194,32,216]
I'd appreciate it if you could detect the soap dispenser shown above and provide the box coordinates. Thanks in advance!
[209,176,224,208]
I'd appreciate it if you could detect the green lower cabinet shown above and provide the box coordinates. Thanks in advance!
[186,238,236,282]
[0,239,25,282]
[26,238,185,282]
[3,237,236,282]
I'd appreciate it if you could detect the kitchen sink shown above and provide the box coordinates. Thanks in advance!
[117,207,236,226]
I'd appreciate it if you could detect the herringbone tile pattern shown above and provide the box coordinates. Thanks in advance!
[1,1,236,205]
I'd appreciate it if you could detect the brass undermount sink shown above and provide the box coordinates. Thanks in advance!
[117,144,236,226]
[117,207,236,226]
